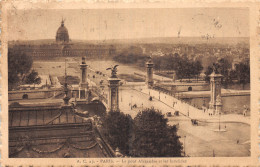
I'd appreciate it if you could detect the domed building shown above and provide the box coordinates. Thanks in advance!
[56,19,69,43]
[9,19,116,58]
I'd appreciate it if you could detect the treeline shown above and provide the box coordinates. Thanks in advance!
[153,53,203,81]
[102,108,183,157]
[113,46,250,87]
[113,46,203,81]
[8,49,41,90]
[113,46,147,67]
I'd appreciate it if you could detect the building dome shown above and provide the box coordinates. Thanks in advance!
[56,19,69,43]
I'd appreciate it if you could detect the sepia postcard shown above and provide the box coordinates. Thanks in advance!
[0,0,259,166]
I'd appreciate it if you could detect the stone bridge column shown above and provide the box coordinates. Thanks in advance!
[79,56,88,99]
[108,77,121,112]
[209,71,222,115]
[146,57,154,88]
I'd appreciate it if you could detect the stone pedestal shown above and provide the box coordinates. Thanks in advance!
[146,58,154,88]
[215,95,222,115]
[108,77,121,112]
[63,96,71,105]
[63,83,71,106]
[209,72,222,115]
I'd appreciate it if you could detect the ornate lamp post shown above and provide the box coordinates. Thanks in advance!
[184,135,186,157]
[63,58,70,106]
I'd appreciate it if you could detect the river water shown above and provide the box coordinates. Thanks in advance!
[182,95,250,115]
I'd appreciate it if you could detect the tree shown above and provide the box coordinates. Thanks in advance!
[113,46,146,65]
[24,70,41,85]
[175,58,189,82]
[234,61,250,89]
[8,49,33,89]
[193,61,203,82]
[216,58,232,85]
[204,58,232,86]
[131,108,183,157]
[102,111,133,155]
[204,66,213,82]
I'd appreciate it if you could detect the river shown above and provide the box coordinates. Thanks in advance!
[182,95,250,115]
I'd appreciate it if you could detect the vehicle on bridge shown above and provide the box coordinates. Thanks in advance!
[166,112,172,117]
[191,119,199,126]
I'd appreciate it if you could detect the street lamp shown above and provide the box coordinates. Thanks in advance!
[184,135,186,157]
[187,105,189,116]
[131,95,133,110]
[219,112,221,131]
[121,87,123,102]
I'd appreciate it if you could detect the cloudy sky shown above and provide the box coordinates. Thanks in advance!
[7,8,249,41]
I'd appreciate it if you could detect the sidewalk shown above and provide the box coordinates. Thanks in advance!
[138,88,250,125]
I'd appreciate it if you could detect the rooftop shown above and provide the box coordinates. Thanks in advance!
[9,105,112,158]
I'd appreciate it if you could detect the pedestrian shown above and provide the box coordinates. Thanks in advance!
[237,140,239,144]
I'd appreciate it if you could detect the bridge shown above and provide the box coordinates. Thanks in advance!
[84,75,250,125]
[154,70,176,73]
[87,79,203,118]
[90,86,109,110]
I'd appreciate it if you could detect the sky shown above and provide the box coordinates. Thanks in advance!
[7,8,249,41]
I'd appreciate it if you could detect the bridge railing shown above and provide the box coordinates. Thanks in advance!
[153,85,174,96]
[91,86,108,105]
[151,85,203,110]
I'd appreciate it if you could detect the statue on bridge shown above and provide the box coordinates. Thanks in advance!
[212,63,219,74]
[106,65,119,78]
[147,55,153,63]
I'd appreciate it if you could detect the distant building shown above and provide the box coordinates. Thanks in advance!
[8,20,116,58]
[56,19,70,43]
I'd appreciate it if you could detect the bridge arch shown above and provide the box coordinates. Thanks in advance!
[188,87,192,91]
[91,97,101,104]
[22,94,28,99]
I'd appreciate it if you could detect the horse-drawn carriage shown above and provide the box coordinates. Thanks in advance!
[191,119,199,126]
